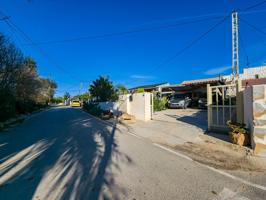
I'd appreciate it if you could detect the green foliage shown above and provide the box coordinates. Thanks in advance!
[83,102,103,117]
[51,96,64,104]
[89,76,117,102]
[116,84,128,95]
[153,95,167,111]
[0,33,57,121]
[73,93,90,102]
[63,92,71,100]
[135,88,145,93]
[227,121,248,134]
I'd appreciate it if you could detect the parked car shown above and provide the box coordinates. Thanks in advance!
[168,95,191,109]
[71,100,81,107]
[198,98,207,109]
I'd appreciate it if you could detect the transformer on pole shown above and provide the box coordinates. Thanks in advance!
[232,11,239,78]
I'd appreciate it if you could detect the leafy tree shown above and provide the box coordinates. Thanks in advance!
[0,33,57,120]
[64,92,71,100]
[89,76,116,102]
[51,96,64,104]
[74,93,90,102]
[116,84,128,95]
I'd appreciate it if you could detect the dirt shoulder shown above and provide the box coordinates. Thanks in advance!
[164,136,266,172]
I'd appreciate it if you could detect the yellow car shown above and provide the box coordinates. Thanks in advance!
[71,100,81,107]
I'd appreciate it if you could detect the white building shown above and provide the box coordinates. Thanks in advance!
[241,65,266,80]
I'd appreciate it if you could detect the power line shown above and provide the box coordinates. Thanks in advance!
[242,0,266,11]
[0,16,9,21]
[0,10,84,82]
[239,17,266,37]
[239,33,250,67]
[23,16,225,46]
[149,15,231,73]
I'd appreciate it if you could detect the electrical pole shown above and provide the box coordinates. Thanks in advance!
[232,11,239,78]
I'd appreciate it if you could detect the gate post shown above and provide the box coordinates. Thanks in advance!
[236,79,244,124]
[207,84,212,131]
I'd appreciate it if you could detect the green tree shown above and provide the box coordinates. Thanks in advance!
[64,92,71,100]
[0,33,57,120]
[89,76,116,102]
[51,96,64,104]
[116,84,128,95]
[74,93,90,102]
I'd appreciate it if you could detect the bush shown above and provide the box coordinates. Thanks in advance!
[0,34,56,122]
[0,90,16,121]
[153,96,167,111]
[83,102,103,117]
[135,88,145,93]
[227,121,250,146]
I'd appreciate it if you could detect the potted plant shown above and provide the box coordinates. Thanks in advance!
[227,121,250,146]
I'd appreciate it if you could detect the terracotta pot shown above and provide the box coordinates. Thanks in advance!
[229,132,249,146]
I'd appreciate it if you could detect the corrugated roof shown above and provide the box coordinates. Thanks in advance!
[181,77,223,85]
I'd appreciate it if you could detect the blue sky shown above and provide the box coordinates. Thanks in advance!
[0,0,266,96]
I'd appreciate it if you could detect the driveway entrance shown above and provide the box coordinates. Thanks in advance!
[152,108,208,132]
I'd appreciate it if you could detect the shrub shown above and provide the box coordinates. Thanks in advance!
[83,102,103,117]
[153,96,167,111]
[135,88,145,93]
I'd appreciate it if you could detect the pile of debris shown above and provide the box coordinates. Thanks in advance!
[118,113,136,124]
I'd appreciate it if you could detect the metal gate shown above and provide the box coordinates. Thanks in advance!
[207,84,237,132]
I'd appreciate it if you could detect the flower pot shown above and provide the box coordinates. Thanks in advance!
[230,132,249,146]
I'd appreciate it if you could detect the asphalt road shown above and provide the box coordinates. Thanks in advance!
[0,107,265,200]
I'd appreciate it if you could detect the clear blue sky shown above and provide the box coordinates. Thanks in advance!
[0,0,266,96]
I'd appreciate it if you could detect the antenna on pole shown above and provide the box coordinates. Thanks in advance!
[232,11,239,79]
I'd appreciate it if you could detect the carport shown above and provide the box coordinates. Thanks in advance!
[160,77,226,105]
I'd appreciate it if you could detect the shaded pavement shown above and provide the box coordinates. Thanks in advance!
[0,107,130,200]
[1,107,266,199]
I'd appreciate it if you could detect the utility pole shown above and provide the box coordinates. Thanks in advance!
[232,11,239,78]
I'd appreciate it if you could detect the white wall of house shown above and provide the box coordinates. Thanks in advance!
[241,65,266,80]
[119,93,152,121]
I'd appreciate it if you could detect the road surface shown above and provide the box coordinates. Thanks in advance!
[0,107,265,200]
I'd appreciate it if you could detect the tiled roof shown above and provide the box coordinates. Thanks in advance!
[242,78,266,86]
[181,77,223,85]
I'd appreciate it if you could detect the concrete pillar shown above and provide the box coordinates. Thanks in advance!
[236,79,244,124]
[207,84,212,131]
[252,85,266,157]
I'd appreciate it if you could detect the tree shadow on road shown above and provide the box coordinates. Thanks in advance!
[0,107,132,200]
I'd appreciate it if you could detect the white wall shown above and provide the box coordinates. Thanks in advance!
[242,66,266,80]
[243,85,266,157]
[243,86,253,135]
[118,93,152,121]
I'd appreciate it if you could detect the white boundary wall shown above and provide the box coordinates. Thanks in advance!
[119,92,152,121]
[244,85,266,157]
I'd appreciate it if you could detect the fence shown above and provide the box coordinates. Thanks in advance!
[207,84,237,132]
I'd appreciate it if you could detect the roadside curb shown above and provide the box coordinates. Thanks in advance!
[200,133,252,152]
[81,108,117,127]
